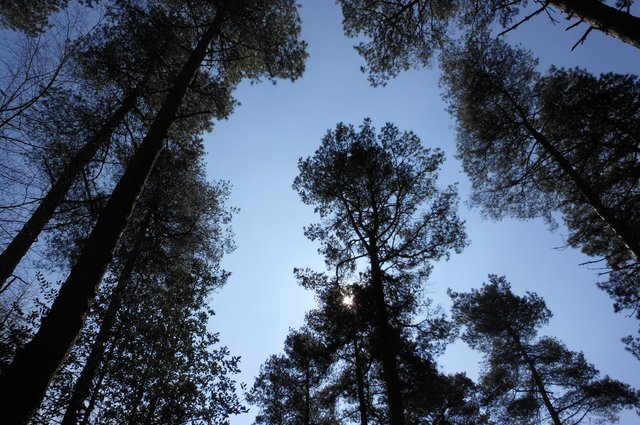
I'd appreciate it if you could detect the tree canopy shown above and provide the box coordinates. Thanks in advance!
[451,275,640,424]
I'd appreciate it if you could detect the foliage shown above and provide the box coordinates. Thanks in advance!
[441,36,640,339]
[250,329,339,425]
[0,0,79,34]
[292,119,468,424]
[338,0,640,85]
[294,118,467,278]
[450,275,640,424]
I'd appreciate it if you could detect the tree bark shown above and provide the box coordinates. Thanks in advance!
[549,0,640,50]
[0,85,143,292]
[61,209,152,425]
[0,10,227,424]
[369,248,405,425]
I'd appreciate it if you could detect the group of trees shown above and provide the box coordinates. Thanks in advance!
[336,0,640,359]
[0,0,306,423]
[250,121,639,424]
[1,0,639,424]
[252,1,640,424]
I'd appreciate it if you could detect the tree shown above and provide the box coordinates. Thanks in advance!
[23,142,240,424]
[250,329,339,425]
[440,36,640,336]
[77,256,244,425]
[0,0,217,291]
[0,0,79,34]
[293,119,467,425]
[55,144,231,423]
[297,272,380,425]
[337,0,640,85]
[289,268,482,425]
[0,1,307,422]
[450,275,640,424]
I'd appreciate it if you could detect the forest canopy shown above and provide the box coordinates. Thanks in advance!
[0,1,638,424]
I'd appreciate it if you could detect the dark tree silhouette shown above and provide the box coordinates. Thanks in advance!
[440,37,640,342]
[303,277,376,425]
[450,275,640,424]
[56,143,232,423]
[250,329,339,425]
[293,119,467,425]
[338,0,640,84]
[0,1,306,422]
[0,0,216,291]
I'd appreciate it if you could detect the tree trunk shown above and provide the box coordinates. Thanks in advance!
[352,335,369,425]
[369,248,405,425]
[506,91,640,263]
[79,337,113,425]
[61,209,152,425]
[509,331,562,425]
[304,360,311,425]
[550,0,640,50]
[0,85,143,292]
[0,10,227,424]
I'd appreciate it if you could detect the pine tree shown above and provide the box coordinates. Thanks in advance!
[450,275,640,424]
[293,119,467,424]
[0,1,306,422]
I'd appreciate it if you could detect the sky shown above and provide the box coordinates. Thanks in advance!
[204,2,640,423]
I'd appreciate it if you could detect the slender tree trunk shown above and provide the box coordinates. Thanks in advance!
[79,339,112,425]
[509,331,562,425]
[505,91,640,263]
[61,209,152,425]
[549,0,640,49]
[304,360,311,425]
[0,11,227,424]
[369,248,405,425]
[0,86,143,292]
[352,335,369,425]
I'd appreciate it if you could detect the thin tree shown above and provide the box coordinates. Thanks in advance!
[251,329,338,425]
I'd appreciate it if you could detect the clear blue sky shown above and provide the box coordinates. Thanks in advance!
[205,2,640,423]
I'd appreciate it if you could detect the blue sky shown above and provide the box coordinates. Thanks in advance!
[205,2,640,423]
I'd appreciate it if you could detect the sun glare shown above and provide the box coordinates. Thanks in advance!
[342,291,354,307]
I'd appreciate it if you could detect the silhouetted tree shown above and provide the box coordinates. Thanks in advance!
[79,258,244,425]
[53,145,231,423]
[0,0,220,291]
[294,119,467,425]
[291,269,482,425]
[297,272,379,424]
[338,0,640,84]
[250,329,339,425]
[440,36,640,349]
[0,1,306,422]
[450,275,640,424]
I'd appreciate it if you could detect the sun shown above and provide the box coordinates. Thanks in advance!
[342,289,354,307]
